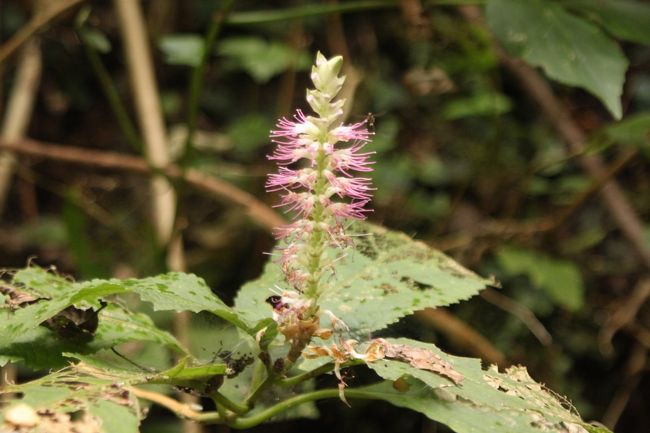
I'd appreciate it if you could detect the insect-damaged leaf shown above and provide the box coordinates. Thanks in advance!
[1,267,247,349]
[0,365,142,433]
[382,341,463,384]
[235,222,492,333]
[362,338,609,433]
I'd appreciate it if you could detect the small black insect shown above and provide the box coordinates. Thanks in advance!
[364,112,375,131]
[265,295,285,310]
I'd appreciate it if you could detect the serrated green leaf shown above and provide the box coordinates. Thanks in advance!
[487,0,628,118]
[0,366,141,433]
[359,338,609,433]
[235,222,491,333]
[1,268,247,348]
[562,0,650,45]
[0,304,187,369]
[496,246,585,311]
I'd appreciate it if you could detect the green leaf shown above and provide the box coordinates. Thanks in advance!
[0,303,187,369]
[0,366,142,433]
[235,222,491,333]
[487,0,628,119]
[1,267,247,348]
[442,92,512,119]
[496,246,585,311]
[0,269,127,346]
[79,28,112,53]
[594,112,650,158]
[360,337,609,433]
[159,34,204,67]
[218,37,310,83]
[562,0,650,45]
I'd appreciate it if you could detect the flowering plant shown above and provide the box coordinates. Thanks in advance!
[0,54,607,433]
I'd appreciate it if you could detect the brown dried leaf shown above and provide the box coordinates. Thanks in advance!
[383,342,463,384]
[0,285,44,309]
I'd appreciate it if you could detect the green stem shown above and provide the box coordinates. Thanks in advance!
[279,359,364,388]
[199,388,385,428]
[78,29,144,152]
[181,0,235,165]
[244,369,274,408]
[211,391,249,415]
[225,0,485,25]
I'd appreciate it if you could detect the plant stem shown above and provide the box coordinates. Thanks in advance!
[207,388,383,428]
[279,359,364,387]
[182,0,235,165]
[78,29,143,152]
[211,391,249,415]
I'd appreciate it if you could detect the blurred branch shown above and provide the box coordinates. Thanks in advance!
[481,289,552,346]
[0,39,41,214]
[0,138,285,231]
[0,1,45,393]
[0,0,85,64]
[114,0,176,247]
[602,343,647,429]
[459,6,650,272]
[127,387,207,421]
[416,308,507,366]
[600,278,650,355]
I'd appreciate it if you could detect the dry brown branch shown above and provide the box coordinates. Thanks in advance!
[0,138,285,230]
[458,6,650,272]
[0,0,85,65]
[416,308,507,366]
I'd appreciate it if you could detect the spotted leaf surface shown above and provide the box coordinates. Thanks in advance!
[361,338,609,433]
[235,222,491,333]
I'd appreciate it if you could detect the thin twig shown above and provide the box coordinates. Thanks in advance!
[0,0,85,64]
[600,278,650,355]
[0,39,42,213]
[0,138,285,230]
[601,343,647,429]
[127,386,209,421]
[481,289,552,346]
[416,308,507,366]
[182,0,235,163]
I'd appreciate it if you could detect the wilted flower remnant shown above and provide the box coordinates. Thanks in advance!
[266,52,374,363]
